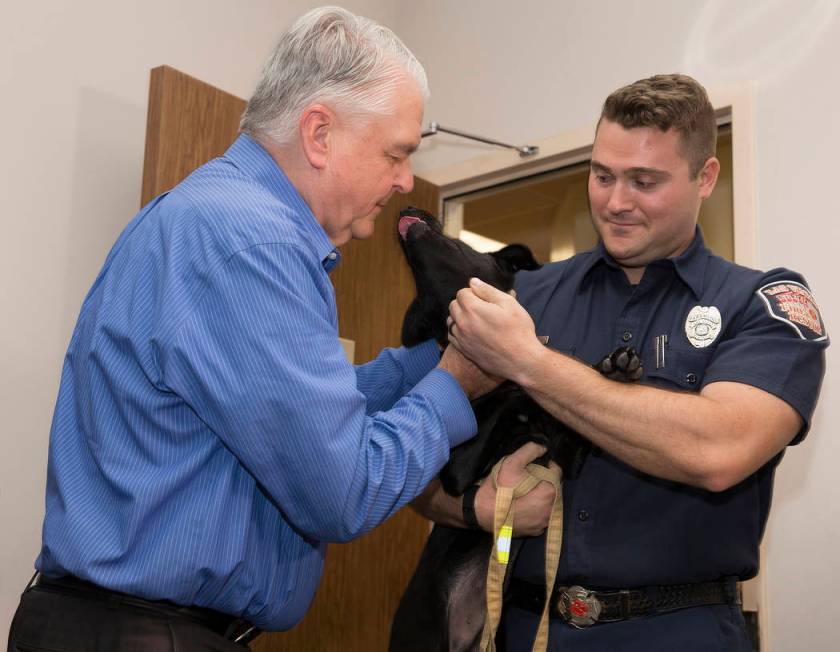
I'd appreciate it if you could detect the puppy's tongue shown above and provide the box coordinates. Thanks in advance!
[398,215,423,240]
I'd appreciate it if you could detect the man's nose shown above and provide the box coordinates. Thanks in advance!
[394,159,414,194]
[606,182,633,214]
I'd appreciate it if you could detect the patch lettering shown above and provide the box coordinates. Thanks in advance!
[756,281,826,341]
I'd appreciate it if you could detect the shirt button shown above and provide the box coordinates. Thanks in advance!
[685,372,698,384]
[577,510,590,522]
[621,331,632,342]
[328,252,338,260]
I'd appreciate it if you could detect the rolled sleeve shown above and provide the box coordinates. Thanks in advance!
[408,367,477,447]
[355,339,441,413]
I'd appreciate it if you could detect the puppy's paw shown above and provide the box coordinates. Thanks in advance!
[596,347,643,382]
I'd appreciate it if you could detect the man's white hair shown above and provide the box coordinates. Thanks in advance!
[240,6,429,145]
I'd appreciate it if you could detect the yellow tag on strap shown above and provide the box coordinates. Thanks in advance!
[496,525,513,564]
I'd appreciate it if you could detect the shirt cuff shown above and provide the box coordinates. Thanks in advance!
[396,339,442,388]
[411,367,477,447]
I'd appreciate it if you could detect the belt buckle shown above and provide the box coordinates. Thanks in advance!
[557,585,602,628]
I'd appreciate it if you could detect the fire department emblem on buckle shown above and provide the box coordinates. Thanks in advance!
[684,305,722,348]
[557,585,602,628]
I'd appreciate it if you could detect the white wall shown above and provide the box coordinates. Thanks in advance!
[396,1,840,649]
[0,0,396,644]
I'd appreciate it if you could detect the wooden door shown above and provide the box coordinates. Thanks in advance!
[141,65,439,650]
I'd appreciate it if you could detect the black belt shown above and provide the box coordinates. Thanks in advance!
[29,573,261,645]
[507,576,740,628]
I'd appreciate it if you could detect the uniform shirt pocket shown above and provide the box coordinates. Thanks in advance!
[644,345,714,391]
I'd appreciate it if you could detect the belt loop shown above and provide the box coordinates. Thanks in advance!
[723,577,740,605]
[619,590,630,619]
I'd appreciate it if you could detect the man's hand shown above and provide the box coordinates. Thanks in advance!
[474,441,558,536]
[411,441,558,537]
[447,278,546,383]
[437,343,502,400]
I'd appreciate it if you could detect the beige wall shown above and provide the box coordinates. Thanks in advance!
[3,1,839,649]
[397,1,840,649]
[0,0,395,644]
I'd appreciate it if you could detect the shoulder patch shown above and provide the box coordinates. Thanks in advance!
[756,281,827,341]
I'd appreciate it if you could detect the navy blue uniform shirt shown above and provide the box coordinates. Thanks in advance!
[512,229,827,589]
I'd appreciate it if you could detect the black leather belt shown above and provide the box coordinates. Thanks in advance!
[507,576,740,628]
[29,573,261,644]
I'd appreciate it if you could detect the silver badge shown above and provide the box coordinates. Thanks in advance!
[685,305,722,348]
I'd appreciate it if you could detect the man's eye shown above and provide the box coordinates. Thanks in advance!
[634,179,656,190]
[595,174,612,185]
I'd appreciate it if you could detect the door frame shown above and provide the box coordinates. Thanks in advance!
[418,81,767,650]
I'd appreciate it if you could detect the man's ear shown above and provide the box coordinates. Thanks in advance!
[491,244,541,272]
[697,156,720,200]
[298,104,334,170]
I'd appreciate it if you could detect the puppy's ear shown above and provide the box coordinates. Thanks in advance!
[491,244,541,272]
[401,298,447,348]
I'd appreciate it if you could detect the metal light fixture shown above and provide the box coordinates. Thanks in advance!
[421,122,539,157]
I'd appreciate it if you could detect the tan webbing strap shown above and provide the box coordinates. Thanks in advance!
[479,457,563,652]
[528,463,563,652]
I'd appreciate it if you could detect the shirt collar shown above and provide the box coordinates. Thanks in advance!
[579,226,710,298]
[223,134,340,270]
[670,226,709,298]
[579,240,616,279]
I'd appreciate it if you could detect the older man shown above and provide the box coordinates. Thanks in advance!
[7,7,497,651]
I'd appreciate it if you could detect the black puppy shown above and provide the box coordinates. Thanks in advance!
[397,208,539,350]
[390,207,641,652]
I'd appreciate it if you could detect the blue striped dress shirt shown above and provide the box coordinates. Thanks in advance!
[36,134,476,630]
